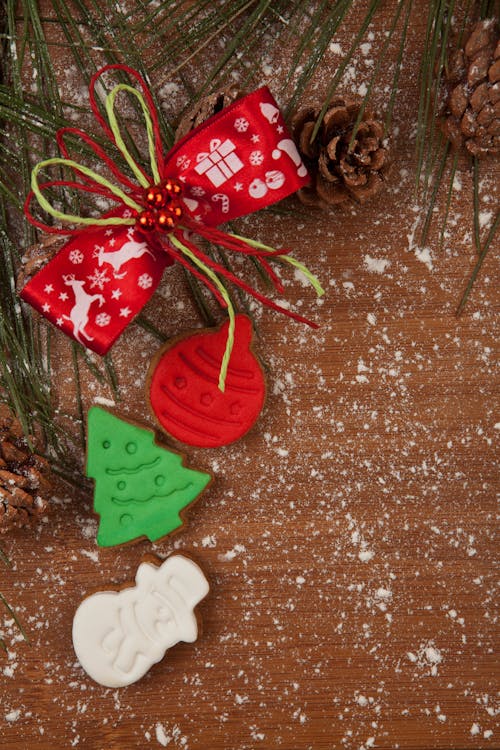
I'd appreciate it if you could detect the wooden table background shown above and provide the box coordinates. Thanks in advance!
[1,2,498,748]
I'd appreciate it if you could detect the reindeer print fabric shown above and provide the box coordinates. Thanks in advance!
[20,221,173,354]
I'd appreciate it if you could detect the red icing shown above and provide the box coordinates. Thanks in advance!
[148,315,266,447]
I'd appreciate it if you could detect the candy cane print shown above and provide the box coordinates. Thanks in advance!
[211,193,230,213]
[272,139,308,177]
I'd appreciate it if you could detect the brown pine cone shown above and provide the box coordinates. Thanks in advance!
[442,18,500,156]
[291,97,389,208]
[175,89,241,141]
[0,408,52,533]
[17,234,64,291]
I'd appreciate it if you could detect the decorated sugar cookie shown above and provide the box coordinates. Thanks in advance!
[87,407,212,547]
[147,315,266,448]
[72,554,209,688]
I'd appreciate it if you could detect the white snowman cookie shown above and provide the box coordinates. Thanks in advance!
[72,554,209,688]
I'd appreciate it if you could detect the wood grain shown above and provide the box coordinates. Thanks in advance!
[1,2,498,748]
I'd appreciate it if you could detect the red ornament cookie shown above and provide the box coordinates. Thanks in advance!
[147,315,266,447]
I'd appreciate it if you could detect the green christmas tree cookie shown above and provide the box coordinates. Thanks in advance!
[87,407,212,547]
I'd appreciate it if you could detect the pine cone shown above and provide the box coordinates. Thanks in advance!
[442,18,500,156]
[175,89,241,141]
[0,409,52,533]
[291,97,389,208]
[17,234,64,291]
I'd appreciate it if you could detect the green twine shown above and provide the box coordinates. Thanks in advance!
[31,158,140,226]
[105,83,161,188]
[228,233,325,298]
[31,80,162,228]
[168,233,235,393]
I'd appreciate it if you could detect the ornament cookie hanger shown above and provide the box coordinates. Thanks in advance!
[22,65,324,390]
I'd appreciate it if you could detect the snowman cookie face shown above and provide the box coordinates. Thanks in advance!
[72,555,209,688]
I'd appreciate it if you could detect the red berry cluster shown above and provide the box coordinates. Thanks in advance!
[137,179,183,231]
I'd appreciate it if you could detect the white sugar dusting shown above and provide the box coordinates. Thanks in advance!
[363,255,391,274]
[5,709,21,722]
[155,723,169,746]
[407,642,443,676]
[218,544,246,561]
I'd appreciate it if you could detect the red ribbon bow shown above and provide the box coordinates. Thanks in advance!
[21,65,318,357]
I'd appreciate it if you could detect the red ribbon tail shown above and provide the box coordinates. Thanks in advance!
[174,231,318,328]
[255,258,285,294]
[184,219,291,259]
[162,238,226,308]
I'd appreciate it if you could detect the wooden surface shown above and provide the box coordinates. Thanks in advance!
[1,3,499,749]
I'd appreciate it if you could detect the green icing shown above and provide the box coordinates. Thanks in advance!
[86,407,211,547]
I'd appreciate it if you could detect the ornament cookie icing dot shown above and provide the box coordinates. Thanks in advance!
[147,315,266,448]
[86,407,212,547]
[72,554,209,688]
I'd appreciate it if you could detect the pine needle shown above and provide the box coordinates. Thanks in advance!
[420,140,450,246]
[103,354,120,401]
[284,0,350,113]
[424,0,456,191]
[348,0,408,151]
[71,343,86,450]
[0,592,31,646]
[0,545,11,568]
[473,155,481,254]
[439,151,459,247]
[0,538,14,652]
[134,314,169,342]
[309,0,383,143]
[385,0,413,135]
[456,211,500,317]
[159,0,256,81]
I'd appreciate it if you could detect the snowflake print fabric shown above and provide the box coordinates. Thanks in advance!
[137,273,153,290]
[69,249,84,264]
[249,151,264,166]
[234,117,249,133]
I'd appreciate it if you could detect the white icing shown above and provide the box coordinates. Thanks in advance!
[72,555,209,687]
